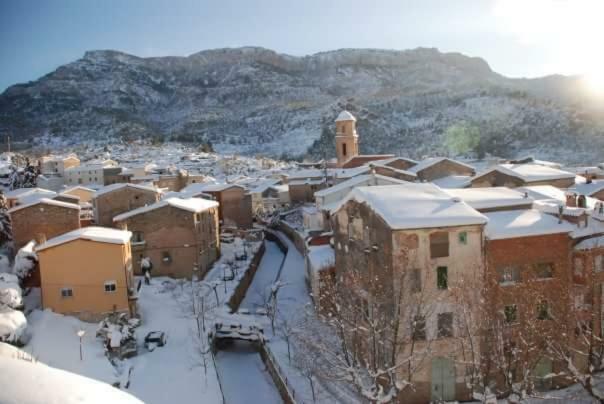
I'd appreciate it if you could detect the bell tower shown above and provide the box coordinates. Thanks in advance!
[335,110,359,167]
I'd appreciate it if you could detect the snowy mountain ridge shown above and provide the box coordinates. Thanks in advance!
[1,46,603,163]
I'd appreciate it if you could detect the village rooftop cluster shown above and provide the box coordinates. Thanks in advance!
[3,111,604,403]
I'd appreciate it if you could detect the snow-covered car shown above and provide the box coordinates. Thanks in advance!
[144,331,167,351]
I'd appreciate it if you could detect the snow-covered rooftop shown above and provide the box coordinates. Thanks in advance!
[8,197,80,214]
[113,197,219,222]
[335,110,356,122]
[62,185,96,194]
[408,157,475,174]
[500,163,576,182]
[334,184,487,230]
[484,209,574,240]
[570,180,604,197]
[314,173,407,198]
[197,183,244,192]
[36,226,132,251]
[93,183,160,198]
[444,187,533,211]
[575,235,604,250]
[307,245,335,273]
[432,175,472,189]
[5,187,55,199]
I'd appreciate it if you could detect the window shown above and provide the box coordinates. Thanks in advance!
[437,312,453,338]
[410,268,422,293]
[498,266,521,285]
[537,300,551,320]
[458,231,467,245]
[342,143,347,156]
[574,257,584,278]
[60,288,73,298]
[437,266,448,290]
[131,231,144,243]
[104,281,117,293]
[430,232,449,258]
[596,255,604,273]
[535,263,554,279]
[504,305,518,323]
[412,315,426,340]
[162,251,172,264]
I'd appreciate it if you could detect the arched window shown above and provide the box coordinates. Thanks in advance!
[342,143,347,156]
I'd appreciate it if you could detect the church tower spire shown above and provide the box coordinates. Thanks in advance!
[335,110,359,167]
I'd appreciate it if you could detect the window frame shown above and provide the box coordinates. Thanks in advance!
[104,280,117,293]
[437,312,454,338]
[412,314,426,340]
[436,266,448,290]
[430,232,449,258]
[498,265,521,285]
[458,231,468,245]
[504,304,518,324]
[60,287,74,298]
[535,262,554,279]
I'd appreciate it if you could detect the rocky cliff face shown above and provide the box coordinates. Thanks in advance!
[1,47,603,163]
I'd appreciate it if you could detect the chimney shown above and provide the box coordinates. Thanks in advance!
[566,193,577,207]
[523,191,529,199]
[34,233,47,245]
[558,204,564,224]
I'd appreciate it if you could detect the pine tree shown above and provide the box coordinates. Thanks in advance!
[21,158,38,188]
[0,192,13,250]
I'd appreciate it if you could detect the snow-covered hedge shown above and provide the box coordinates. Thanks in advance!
[13,240,37,280]
[0,273,23,309]
[0,307,27,344]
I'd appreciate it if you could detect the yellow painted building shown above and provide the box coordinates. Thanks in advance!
[37,227,136,322]
[62,185,96,204]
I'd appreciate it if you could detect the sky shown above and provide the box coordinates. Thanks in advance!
[1,0,603,92]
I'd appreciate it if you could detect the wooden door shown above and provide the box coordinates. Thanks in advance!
[431,357,456,402]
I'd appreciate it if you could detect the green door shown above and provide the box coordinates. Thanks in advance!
[431,357,456,402]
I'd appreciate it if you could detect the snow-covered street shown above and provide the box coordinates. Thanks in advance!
[240,241,285,311]
[215,340,282,404]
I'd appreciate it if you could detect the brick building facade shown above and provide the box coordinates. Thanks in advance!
[113,198,220,279]
[93,183,161,227]
[9,199,81,250]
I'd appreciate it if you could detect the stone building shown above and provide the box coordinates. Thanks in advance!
[483,209,575,390]
[331,183,487,403]
[334,110,394,168]
[37,227,136,322]
[93,183,161,227]
[9,198,81,250]
[113,197,220,278]
[197,184,252,229]
[470,164,576,189]
[39,154,80,176]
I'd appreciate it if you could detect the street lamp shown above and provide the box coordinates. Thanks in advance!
[77,329,86,361]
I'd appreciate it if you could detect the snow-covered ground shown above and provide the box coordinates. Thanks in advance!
[24,278,222,404]
[123,279,222,404]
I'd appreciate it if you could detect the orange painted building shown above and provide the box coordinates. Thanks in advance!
[37,227,136,322]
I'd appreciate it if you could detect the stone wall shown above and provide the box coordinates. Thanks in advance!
[227,242,266,312]
[10,203,81,250]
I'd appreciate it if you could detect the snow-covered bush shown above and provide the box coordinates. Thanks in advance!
[13,240,38,281]
[0,307,27,344]
[0,273,23,309]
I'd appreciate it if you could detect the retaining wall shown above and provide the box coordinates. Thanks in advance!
[227,242,266,312]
